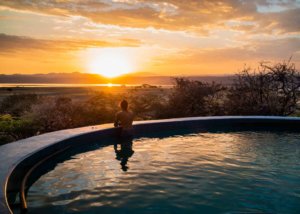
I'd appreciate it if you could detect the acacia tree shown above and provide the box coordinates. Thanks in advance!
[164,78,226,117]
[226,61,300,116]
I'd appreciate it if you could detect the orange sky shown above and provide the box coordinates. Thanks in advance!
[0,0,299,76]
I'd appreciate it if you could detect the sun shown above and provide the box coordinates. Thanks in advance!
[86,48,135,78]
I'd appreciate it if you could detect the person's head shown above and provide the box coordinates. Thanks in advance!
[120,100,128,111]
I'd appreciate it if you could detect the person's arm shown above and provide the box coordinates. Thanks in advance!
[114,112,119,127]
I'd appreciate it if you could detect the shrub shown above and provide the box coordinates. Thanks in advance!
[0,114,38,145]
[26,97,79,132]
[164,78,226,117]
[127,90,166,120]
[226,61,300,115]
[0,94,39,116]
[25,93,120,132]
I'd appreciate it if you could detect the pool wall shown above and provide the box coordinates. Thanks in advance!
[1,116,300,214]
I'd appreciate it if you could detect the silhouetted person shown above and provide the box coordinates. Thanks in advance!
[114,100,134,171]
[114,100,134,137]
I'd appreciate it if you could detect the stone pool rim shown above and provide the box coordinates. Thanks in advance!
[1,116,300,214]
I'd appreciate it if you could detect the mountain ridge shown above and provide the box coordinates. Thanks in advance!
[0,72,234,85]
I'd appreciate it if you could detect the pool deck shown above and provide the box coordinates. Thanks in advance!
[1,116,300,214]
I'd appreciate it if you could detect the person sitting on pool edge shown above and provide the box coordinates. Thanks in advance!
[114,100,134,171]
[114,99,134,137]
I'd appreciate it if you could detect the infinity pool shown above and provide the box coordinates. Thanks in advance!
[26,131,300,213]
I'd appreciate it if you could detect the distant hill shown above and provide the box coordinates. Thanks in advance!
[0,72,106,84]
[0,72,234,85]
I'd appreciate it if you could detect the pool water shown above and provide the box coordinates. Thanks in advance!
[27,132,300,213]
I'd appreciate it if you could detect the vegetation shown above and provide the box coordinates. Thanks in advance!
[163,78,226,117]
[0,114,38,145]
[0,61,299,145]
[226,61,300,115]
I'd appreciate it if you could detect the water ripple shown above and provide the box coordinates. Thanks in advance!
[27,131,300,214]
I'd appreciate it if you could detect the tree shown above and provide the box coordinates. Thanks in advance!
[164,78,226,117]
[226,61,300,115]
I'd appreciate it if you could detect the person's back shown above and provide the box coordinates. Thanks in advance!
[115,110,134,129]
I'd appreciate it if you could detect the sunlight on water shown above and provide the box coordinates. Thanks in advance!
[27,132,300,214]
[0,83,123,88]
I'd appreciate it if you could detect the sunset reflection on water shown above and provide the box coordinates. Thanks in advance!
[27,132,300,214]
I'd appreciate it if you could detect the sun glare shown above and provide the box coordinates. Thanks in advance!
[86,48,135,78]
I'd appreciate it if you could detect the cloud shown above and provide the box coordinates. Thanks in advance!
[256,8,300,34]
[153,37,300,68]
[1,0,299,35]
[191,37,300,62]
[0,33,141,54]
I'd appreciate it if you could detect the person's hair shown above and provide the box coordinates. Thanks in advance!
[120,100,128,110]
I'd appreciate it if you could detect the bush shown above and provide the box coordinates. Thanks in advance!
[78,92,119,125]
[0,94,39,116]
[226,61,300,115]
[0,114,38,145]
[163,78,226,117]
[128,90,166,120]
[25,93,120,132]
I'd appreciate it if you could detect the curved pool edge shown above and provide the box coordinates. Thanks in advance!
[1,116,300,214]
[0,123,117,214]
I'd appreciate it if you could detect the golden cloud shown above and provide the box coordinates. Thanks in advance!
[0,33,142,54]
[1,0,299,35]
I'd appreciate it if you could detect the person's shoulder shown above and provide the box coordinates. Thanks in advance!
[128,111,134,117]
[116,111,123,117]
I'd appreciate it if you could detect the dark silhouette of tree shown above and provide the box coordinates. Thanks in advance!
[164,78,226,117]
[226,61,300,115]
